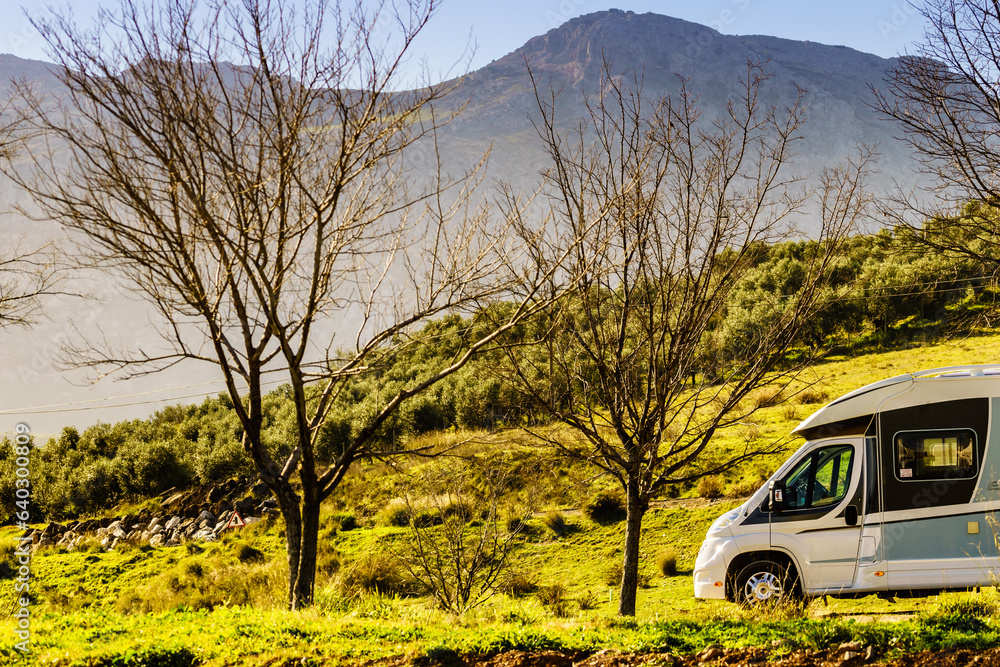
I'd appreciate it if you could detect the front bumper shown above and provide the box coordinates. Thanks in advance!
[693,535,735,599]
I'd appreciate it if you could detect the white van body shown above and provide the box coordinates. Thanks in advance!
[694,365,1000,604]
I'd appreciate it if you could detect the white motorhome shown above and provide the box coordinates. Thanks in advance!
[694,365,1000,605]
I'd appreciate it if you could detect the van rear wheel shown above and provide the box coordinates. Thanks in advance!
[734,560,798,606]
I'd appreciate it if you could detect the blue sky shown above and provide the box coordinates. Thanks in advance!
[4,1,929,81]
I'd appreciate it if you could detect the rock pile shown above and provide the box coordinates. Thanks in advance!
[21,475,278,551]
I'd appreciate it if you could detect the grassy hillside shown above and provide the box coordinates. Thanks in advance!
[6,334,1000,664]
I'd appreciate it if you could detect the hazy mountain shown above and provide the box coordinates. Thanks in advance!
[0,10,922,434]
[434,9,916,232]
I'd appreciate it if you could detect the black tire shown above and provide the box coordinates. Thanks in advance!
[734,559,799,607]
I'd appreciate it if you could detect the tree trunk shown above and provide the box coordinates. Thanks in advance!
[272,482,305,610]
[618,476,645,616]
[291,486,320,610]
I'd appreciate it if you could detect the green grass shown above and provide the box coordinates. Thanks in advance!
[7,597,1000,665]
[10,333,1000,663]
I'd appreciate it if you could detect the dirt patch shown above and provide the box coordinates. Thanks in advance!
[406,646,1000,667]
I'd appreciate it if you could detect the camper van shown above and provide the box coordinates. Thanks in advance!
[694,365,1000,605]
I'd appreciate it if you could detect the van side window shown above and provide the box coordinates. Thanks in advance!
[894,429,977,481]
[782,444,854,510]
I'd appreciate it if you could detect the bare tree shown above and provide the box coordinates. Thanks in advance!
[6,0,572,609]
[0,243,58,329]
[494,62,874,616]
[395,455,529,615]
[872,0,1000,262]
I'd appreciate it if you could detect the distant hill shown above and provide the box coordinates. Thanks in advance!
[433,9,917,233]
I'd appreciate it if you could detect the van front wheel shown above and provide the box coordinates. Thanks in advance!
[734,560,797,606]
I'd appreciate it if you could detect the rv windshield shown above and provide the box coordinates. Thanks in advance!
[783,444,854,510]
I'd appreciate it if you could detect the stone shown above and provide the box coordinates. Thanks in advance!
[698,645,724,662]
[165,516,181,531]
[192,528,216,541]
[163,492,187,508]
[147,517,161,530]
[235,496,255,513]
[150,534,165,547]
[197,509,216,523]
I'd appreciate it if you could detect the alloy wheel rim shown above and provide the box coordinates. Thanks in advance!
[745,571,783,602]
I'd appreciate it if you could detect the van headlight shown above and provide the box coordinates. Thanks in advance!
[708,508,740,535]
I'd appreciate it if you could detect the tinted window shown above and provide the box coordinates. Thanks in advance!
[894,429,976,481]
[783,444,854,510]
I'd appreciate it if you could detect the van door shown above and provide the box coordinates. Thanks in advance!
[770,438,865,594]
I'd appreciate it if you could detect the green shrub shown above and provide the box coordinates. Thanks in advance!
[411,508,441,528]
[378,498,411,527]
[542,511,569,537]
[577,590,600,610]
[797,387,830,404]
[657,550,678,577]
[341,553,413,597]
[330,512,358,531]
[183,560,206,579]
[726,477,763,498]
[697,476,724,499]
[233,542,265,564]
[537,583,570,617]
[584,490,626,524]
[317,551,341,577]
[919,596,998,634]
[751,386,784,409]
[114,438,194,497]
[66,457,121,516]
[502,570,538,598]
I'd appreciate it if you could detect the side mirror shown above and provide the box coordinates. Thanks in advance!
[768,481,785,514]
[845,505,859,527]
